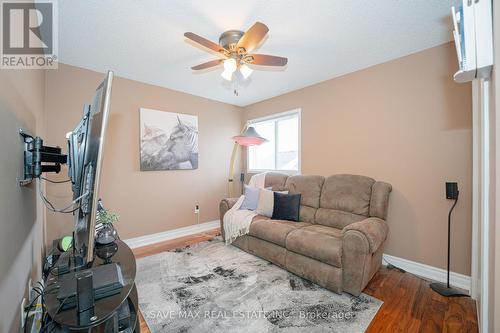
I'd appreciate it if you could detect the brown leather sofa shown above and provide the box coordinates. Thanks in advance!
[219,173,392,296]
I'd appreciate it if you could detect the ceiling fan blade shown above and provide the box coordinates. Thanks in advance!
[184,32,226,54]
[236,22,269,53]
[248,54,288,66]
[191,59,223,70]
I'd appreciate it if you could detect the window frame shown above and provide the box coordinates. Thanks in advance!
[246,109,301,174]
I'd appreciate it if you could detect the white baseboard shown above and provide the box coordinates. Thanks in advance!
[382,254,471,293]
[124,220,220,249]
[124,223,471,293]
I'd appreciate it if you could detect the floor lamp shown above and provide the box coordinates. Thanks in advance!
[228,125,267,197]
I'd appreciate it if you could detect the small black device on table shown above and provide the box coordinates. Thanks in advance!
[44,240,139,332]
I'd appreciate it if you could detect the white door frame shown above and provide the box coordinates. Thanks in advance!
[470,80,480,301]
[470,78,492,333]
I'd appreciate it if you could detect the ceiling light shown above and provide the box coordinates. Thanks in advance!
[239,64,253,79]
[185,23,288,92]
[221,68,233,81]
[223,58,237,73]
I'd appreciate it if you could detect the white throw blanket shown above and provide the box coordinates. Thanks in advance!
[248,172,267,188]
[223,195,257,245]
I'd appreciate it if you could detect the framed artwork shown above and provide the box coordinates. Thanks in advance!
[140,108,198,171]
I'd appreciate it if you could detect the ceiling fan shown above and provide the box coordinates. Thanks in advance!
[184,22,288,82]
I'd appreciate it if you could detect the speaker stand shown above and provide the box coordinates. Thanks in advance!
[430,192,469,298]
[430,282,469,297]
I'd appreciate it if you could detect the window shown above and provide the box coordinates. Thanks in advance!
[248,110,300,173]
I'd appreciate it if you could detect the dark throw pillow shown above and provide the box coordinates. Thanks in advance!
[272,192,301,221]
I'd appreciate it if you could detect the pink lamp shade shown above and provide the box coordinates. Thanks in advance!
[232,126,268,146]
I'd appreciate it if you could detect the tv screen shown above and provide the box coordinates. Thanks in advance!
[68,71,113,266]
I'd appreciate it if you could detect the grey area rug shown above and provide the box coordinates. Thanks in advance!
[136,237,382,333]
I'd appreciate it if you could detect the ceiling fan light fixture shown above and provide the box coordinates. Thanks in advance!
[221,68,233,81]
[239,64,253,79]
[185,22,287,90]
[223,58,237,73]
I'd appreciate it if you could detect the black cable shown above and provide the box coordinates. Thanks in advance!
[55,296,70,315]
[31,287,44,297]
[40,286,45,328]
[40,294,68,333]
[39,191,81,214]
[383,257,406,273]
[42,249,56,279]
[41,176,71,184]
[38,186,86,214]
[40,317,56,333]
[42,286,59,295]
[27,283,48,329]
[42,322,56,333]
[24,293,41,333]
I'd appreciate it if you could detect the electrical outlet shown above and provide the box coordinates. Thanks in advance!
[194,205,199,214]
[21,297,26,328]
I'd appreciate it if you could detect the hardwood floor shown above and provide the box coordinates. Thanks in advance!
[364,266,477,333]
[133,230,478,333]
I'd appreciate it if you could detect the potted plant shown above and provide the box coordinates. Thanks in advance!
[95,209,119,245]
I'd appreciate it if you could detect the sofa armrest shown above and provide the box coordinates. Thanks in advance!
[219,197,239,240]
[219,197,239,218]
[342,217,388,254]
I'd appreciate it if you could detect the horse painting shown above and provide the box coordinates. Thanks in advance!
[140,109,198,171]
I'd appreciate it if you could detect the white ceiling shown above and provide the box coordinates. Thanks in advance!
[57,0,453,107]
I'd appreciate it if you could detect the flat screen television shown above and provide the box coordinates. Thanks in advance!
[67,71,113,266]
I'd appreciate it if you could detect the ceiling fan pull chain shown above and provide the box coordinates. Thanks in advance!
[233,79,239,96]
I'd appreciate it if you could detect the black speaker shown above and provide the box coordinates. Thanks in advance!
[445,182,458,200]
[76,270,94,313]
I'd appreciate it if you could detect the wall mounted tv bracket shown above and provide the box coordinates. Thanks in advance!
[19,129,68,186]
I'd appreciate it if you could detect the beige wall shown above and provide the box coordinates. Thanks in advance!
[0,29,478,333]
[44,64,242,242]
[242,43,473,275]
[43,43,473,277]
[0,69,46,333]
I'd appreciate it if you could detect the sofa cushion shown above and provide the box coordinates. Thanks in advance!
[285,175,324,223]
[251,214,270,222]
[320,175,375,216]
[256,188,288,217]
[240,185,261,210]
[249,219,311,247]
[285,175,324,208]
[256,188,275,217]
[299,206,317,223]
[272,192,301,221]
[315,208,366,229]
[301,224,343,238]
[265,172,289,191]
[286,225,343,268]
[285,251,343,293]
